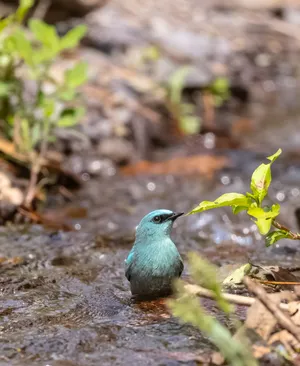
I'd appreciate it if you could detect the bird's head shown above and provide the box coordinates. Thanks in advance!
[135,209,184,242]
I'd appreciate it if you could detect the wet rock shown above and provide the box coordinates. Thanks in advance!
[86,8,147,50]
[52,0,109,15]
[55,128,92,154]
[1,0,109,22]
[0,201,17,224]
[86,157,116,176]
[0,172,23,207]
[153,59,213,87]
[81,116,113,142]
[65,154,116,177]
[284,8,300,25]
[98,137,135,164]
[152,25,231,63]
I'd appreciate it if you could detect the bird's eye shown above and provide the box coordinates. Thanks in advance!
[153,216,161,223]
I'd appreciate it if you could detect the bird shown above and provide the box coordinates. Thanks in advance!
[125,209,184,299]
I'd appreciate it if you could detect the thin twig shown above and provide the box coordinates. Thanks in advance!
[272,220,300,240]
[257,280,300,286]
[184,284,289,311]
[23,152,41,208]
[243,276,300,343]
[23,120,50,208]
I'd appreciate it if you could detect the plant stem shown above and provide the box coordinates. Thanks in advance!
[23,152,41,208]
[23,119,50,208]
[272,220,300,240]
[184,283,289,311]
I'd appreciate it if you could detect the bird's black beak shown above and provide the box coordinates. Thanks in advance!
[168,212,184,221]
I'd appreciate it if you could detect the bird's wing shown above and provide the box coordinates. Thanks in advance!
[178,258,184,277]
[125,250,134,281]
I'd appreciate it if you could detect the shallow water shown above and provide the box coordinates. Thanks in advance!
[1,149,300,365]
[3,81,300,364]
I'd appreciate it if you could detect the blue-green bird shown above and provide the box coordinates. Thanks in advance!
[125,209,184,298]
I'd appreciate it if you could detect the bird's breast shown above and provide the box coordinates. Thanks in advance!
[133,242,181,277]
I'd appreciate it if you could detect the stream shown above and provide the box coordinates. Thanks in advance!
[1,143,300,365]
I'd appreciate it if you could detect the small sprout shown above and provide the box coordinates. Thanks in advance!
[167,66,201,135]
[250,148,282,205]
[208,76,230,107]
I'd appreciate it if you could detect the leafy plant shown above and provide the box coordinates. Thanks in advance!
[208,77,230,107]
[0,0,87,206]
[188,149,300,246]
[168,253,258,366]
[167,66,201,135]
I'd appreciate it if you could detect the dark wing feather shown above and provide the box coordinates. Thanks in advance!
[125,262,132,281]
[125,250,134,281]
[178,258,184,277]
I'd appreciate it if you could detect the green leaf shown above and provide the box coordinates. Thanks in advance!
[29,19,60,52]
[20,118,32,151]
[32,47,56,64]
[209,77,230,107]
[57,107,85,127]
[31,124,41,147]
[0,54,12,68]
[7,115,14,126]
[189,193,251,215]
[58,89,77,101]
[15,0,34,23]
[188,252,232,313]
[265,230,290,247]
[65,62,88,88]
[247,204,280,235]
[168,66,191,104]
[246,192,257,201]
[223,263,252,286]
[256,217,273,235]
[2,36,16,54]
[0,15,13,32]
[247,204,280,219]
[210,77,230,95]
[179,114,201,135]
[10,30,33,65]
[60,25,87,50]
[0,82,14,97]
[232,205,248,214]
[250,148,282,204]
[42,99,55,118]
[267,149,282,163]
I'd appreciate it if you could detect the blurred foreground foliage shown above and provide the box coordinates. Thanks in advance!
[0,0,87,206]
[168,253,258,366]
